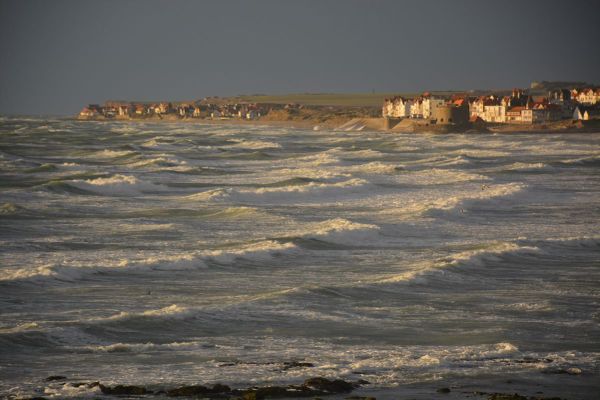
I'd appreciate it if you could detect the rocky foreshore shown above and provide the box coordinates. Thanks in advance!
[16,373,586,400]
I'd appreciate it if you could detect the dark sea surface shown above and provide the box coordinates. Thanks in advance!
[0,117,599,399]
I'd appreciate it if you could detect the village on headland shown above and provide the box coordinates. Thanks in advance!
[77,81,600,133]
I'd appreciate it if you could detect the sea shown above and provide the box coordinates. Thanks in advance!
[0,117,599,399]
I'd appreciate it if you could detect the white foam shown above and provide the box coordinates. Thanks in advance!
[379,182,526,218]
[0,322,40,334]
[187,178,370,204]
[393,168,490,185]
[344,162,400,175]
[129,156,187,169]
[81,340,204,353]
[287,218,381,245]
[223,139,282,150]
[70,174,164,195]
[90,149,137,158]
[100,304,191,321]
[501,162,548,171]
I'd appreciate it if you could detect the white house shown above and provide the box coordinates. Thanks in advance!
[382,97,412,118]
[572,88,600,105]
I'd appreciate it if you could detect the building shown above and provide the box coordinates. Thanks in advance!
[430,99,470,125]
[78,106,100,118]
[571,88,600,105]
[382,96,412,118]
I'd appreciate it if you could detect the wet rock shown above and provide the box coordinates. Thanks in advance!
[437,387,451,393]
[212,383,233,393]
[355,379,370,385]
[167,383,231,397]
[282,361,315,370]
[303,377,354,393]
[45,375,67,382]
[345,397,376,400]
[247,386,299,399]
[99,384,150,395]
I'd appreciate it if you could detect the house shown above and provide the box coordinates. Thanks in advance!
[382,96,412,118]
[483,103,506,123]
[246,110,259,120]
[506,106,526,123]
[134,104,147,115]
[571,88,600,105]
[78,106,100,118]
[506,101,558,124]
[410,98,425,118]
[407,93,444,119]
[118,104,131,116]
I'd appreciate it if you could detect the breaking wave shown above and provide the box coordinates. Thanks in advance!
[375,241,540,284]
[0,218,379,284]
[187,178,371,204]
[68,174,165,195]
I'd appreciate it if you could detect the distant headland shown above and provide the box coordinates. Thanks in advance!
[77,82,600,133]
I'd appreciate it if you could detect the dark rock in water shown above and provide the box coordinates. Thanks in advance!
[167,383,231,397]
[303,377,354,393]
[345,397,376,400]
[25,397,48,400]
[282,361,315,370]
[213,383,232,392]
[487,394,528,400]
[355,379,370,385]
[45,375,67,382]
[99,384,150,395]
[437,387,451,393]
[244,386,298,399]
[167,385,210,397]
[239,378,357,399]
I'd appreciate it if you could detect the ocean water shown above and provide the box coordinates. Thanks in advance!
[0,117,599,399]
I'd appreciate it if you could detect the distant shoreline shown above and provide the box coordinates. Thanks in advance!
[70,115,600,134]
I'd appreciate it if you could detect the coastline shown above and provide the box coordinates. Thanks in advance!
[71,115,600,134]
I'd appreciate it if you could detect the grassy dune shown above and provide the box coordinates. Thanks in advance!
[221,93,416,107]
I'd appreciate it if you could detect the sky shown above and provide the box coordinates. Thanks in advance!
[1,0,599,115]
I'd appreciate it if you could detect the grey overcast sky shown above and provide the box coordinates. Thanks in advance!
[1,0,599,115]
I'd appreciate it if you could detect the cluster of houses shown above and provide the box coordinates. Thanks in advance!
[382,87,600,124]
[79,101,266,120]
